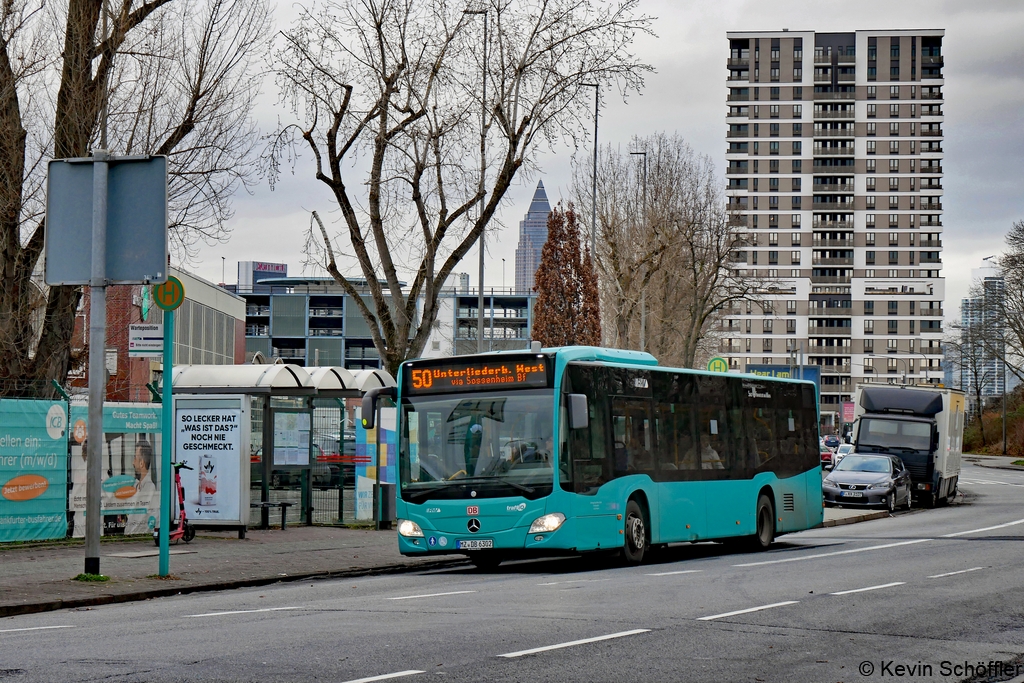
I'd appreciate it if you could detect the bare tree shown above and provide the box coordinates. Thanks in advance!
[270,0,652,375]
[998,219,1024,381]
[947,280,1003,445]
[0,0,271,397]
[575,133,768,368]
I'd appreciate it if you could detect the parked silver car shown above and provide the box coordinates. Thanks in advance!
[822,454,913,513]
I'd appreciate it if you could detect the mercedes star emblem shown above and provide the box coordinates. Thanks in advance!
[467,518,481,533]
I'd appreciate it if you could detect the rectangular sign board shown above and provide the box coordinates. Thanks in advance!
[0,400,68,542]
[744,364,821,395]
[45,155,168,285]
[174,396,249,526]
[129,323,164,357]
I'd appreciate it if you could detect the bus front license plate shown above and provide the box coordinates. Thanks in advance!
[841,491,863,497]
[457,539,494,550]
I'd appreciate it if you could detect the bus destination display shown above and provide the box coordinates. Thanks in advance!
[405,357,549,394]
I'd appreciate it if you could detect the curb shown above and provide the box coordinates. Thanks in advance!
[0,557,469,620]
[821,510,891,527]
[969,460,1024,472]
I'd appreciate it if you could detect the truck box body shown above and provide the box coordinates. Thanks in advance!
[852,385,966,505]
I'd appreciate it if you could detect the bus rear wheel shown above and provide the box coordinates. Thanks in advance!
[749,494,775,551]
[622,500,648,564]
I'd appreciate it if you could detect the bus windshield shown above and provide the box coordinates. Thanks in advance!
[399,389,555,502]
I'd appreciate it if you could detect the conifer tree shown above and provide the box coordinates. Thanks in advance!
[532,203,602,346]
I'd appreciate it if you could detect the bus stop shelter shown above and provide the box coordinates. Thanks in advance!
[171,364,395,530]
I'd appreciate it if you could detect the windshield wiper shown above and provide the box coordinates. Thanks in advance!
[448,476,535,495]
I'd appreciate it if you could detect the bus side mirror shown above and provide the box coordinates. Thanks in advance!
[568,393,589,430]
[360,386,396,430]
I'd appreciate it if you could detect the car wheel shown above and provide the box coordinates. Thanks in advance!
[902,487,913,510]
[622,499,647,564]
[748,494,775,551]
[887,491,896,513]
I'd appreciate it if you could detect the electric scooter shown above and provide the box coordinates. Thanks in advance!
[153,461,196,545]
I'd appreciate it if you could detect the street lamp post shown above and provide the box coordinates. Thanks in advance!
[629,150,647,352]
[501,258,505,291]
[869,355,908,385]
[581,83,599,262]
[465,7,488,353]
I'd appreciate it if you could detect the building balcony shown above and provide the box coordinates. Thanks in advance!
[813,54,832,65]
[728,57,750,67]
[720,344,744,354]
[813,183,855,192]
[309,308,344,317]
[309,328,344,337]
[728,93,750,102]
[812,201,855,210]
[920,308,944,316]
[813,129,855,137]
[837,73,856,82]
[921,56,943,66]
[837,54,856,64]
[921,202,943,211]
[810,275,852,284]
[809,306,854,316]
[814,110,855,119]
[814,73,832,83]
[921,91,943,100]
[813,257,854,266]
[806,346,852,355]
[919,240,942,247]
[813,147,855,155]
[246,306,270,316]
[920,219,942,228]
[920,129,943,136]
[812,238,854,248]
[809,329,852,338]
[728,74,749,82]
[814,91,856,100]
[246,325,268,336]
[727,130,749,138]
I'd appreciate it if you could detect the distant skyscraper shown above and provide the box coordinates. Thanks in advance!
[514,181,551,293]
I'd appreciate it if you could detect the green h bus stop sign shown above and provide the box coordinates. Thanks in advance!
[707,357,729,373]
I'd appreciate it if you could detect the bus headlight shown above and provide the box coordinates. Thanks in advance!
[397,519,424,538]
[529,513,566,534]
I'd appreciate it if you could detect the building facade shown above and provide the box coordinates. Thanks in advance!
[959,264,1009,398]
[233,276,537,368]
[723,29,946,425]
[514,181,552,294]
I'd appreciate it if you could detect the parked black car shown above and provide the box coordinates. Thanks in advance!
[822,454,913,512]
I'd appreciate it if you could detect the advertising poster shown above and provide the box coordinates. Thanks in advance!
[0,400,68,542]
[69,404,162,537]
[354,406,395,521]
[176,406,241,523]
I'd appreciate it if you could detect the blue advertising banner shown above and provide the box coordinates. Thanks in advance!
[69,404,162,537]
[0,400,68,542]
[744,365,821,396]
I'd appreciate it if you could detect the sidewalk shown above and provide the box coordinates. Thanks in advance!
[1,507,887,619]
[965,454,1024,471]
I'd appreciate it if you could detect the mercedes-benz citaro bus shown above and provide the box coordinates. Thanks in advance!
[361,345,823,569]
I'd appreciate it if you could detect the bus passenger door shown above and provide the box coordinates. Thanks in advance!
[653,399,705,542]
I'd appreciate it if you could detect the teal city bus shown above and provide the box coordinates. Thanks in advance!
[362,346,823,568]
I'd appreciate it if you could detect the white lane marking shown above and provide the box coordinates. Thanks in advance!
[928,567,986,579]
[646,570,703,577]
[697,601,799,621]
[387,590,476,601]
[339,671,425,683]
[497,629,650,658]
[185,607,302,618]
[734,539,932,567]
[830,581,906,596]
[536,579,610,586]
[0,625,75,634]
[942,518,1024,538]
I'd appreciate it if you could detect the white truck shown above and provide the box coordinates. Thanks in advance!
[852,385,966,506]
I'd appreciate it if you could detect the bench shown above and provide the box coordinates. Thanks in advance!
[250,501,295,530]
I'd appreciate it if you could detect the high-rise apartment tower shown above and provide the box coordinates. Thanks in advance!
[724,29,945,426]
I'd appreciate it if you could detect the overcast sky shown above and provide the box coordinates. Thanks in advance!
[186,0,1024,320]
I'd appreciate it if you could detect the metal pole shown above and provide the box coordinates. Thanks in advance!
[1003,334,1007,456]
[159,309,174,576]
[465,9,488,354]
[85,151,109,576]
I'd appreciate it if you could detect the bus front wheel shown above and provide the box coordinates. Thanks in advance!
[622,500,648,564]
[749,494,775,551]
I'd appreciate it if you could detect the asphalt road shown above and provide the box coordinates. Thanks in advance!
[3,459,1024,683]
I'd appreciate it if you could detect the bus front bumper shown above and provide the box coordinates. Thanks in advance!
[397,516,577,556]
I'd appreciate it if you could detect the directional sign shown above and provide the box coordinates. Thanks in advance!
[128,323,163,357]
[707,357,729,373]
[154,276,184,311]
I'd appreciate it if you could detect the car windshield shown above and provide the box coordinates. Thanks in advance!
[835,455,891,473]
[399,389,555,501]
[838,445,854,454]
[858,418,932,451]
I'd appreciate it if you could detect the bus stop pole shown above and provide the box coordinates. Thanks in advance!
[159,309,174,576]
